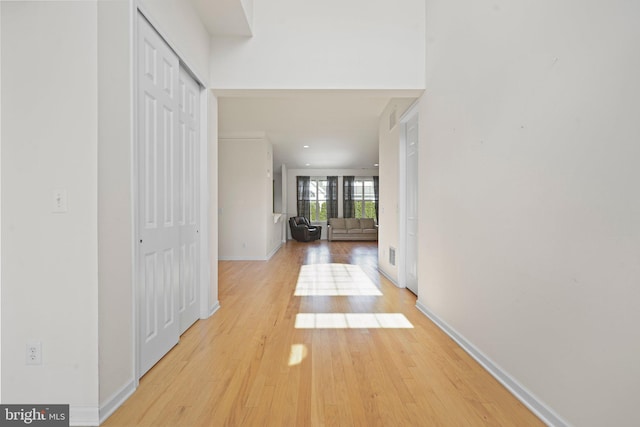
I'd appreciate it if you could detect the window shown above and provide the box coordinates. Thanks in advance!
[354,178,376,219]
[309,177,328,221]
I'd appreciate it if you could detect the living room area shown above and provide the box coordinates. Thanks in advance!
[288,175,379,243]
[217,93,418,263]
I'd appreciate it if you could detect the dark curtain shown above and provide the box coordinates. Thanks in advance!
[343,176,355,218]
[296,176,310,219]
[326,176,338,219]
[373,176,379,223]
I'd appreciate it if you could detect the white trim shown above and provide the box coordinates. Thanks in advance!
[212,89,425,98]
[135,2,208,88]
[266,242,283,260]
[378,267,402,289]
[399,98,420,122]
[219,131,267,140]
[219,255,272,261]
[131,0,142,384]
[415,300,568,427]
[218,243,282,262]
[70,406,99,427]
[397,113,408,289]
[99,379,136,425]
[198,86,211,320]
[208,301,221,317]
[398,104,419,295]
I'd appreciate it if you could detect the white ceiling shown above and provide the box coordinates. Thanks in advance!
[189,0,253,36]
[191,1,421,171]
[216,90,421,170]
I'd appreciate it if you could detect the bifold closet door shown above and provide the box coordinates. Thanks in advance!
[177,67,200,335]
[137,14,181,376]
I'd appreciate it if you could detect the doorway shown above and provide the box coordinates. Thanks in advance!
[400,105,419,295]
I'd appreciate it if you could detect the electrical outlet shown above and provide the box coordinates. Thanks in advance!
[52,189,68,213]
[26,341,42,365]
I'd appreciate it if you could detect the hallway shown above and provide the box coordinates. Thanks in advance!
[103,241,542,426]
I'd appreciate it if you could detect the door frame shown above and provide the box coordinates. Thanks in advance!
[132,5,210,381]
[398,101,419,294]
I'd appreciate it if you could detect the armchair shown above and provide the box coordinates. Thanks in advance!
[289,216,322,242]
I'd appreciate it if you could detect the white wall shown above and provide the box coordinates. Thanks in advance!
[273,172,283,212]
[272,170,288,245]
[219,138,275,260]
[377,99,417,284]
[1,2,99,423]
[419,1,640,426]
[265,143,281,257]
[267,215,283,257]
[210,0,425,89]
[280,164,288,242]
[286,169,379,240]
[138,0,210,82]
[97,0,134,417]
[2,1,214,423]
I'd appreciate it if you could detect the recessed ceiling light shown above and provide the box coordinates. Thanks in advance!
[303,145,310,148]
[374,163,379,167]
[305,163,311,166]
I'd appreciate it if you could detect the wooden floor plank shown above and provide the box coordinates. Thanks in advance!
[102,241,543,426]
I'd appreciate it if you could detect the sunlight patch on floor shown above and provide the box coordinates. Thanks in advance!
[295,263,383,296]
[294,313,414,329]
[288,344,308,366]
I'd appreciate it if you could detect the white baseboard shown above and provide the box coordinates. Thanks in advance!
[378,267,401,288]
[219,244,282,262]
[218,255,267,261]
[266,242,282,260]
[200,300,221,319]
[208,301,221,317]
[415,300,568,427]
[70,405,100,426]
[99,380,136,425]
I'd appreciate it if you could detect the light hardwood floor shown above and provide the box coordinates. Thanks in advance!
[103,241,543,426]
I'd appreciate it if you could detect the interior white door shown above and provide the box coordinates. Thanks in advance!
[405,114,419,295]
[177,68,200,334]
[137,15,181,376]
